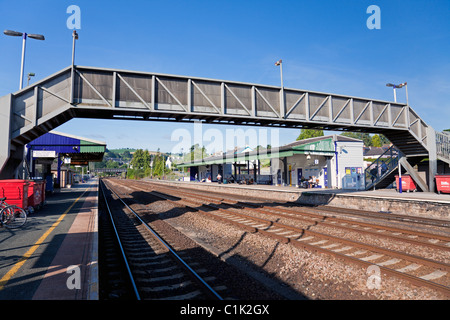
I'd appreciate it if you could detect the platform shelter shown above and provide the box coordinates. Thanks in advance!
[178,135,365,190]
[26,131,106,190]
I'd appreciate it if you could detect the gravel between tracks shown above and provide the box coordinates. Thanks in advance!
[108,179,448,300]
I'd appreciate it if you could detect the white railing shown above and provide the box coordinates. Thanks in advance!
[436,131,450,163]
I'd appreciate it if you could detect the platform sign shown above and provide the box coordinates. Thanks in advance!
[293,138,334,154]
[297,168,302,184]
[33,150,56,158]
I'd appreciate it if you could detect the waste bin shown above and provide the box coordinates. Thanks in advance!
[395,175,417,192]
[435,175,450,194]
[0,179,29,210]
[27,180,44,210]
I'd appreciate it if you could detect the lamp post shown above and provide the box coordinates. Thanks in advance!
[386,82,408,104]
[403,82,409,105]
[72,30,78,67]
[275,59,285,117]
[3,30,45,90]
[70,30,79,103]
[27,72,35,86]
[386,82,408,193]
[275,59,283,88]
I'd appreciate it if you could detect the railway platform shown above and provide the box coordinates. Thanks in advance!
[147,179,450,220]
[0,178,98,300]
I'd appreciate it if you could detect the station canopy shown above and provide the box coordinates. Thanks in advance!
[178,135,337,168]
[27,131,106,165]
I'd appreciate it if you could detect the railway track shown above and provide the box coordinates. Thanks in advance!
[143,183,450,251]
[98,179,225,300]
[111,179,450,298]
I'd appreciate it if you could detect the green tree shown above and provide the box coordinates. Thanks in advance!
[131,149,145,169]
[152,153,167,177]
[379,134,390,146]
[142,149,151,170]
[122,150,132,160]
[296,129,324,141]
[184,144,208,162]
[94,160,106,169]
[371,134,382,147]
[341,132,372,146]
[106,160,119,169]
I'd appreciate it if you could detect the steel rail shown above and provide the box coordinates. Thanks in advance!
[292,202,450,228]
[138,180,450,251]
[147,185,450,271]
[102,179,224,301]
[122,180,450,297]
[99,180,141,300]
[141,180,450,228]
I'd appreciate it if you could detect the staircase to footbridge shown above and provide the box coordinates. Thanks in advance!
[1,65,448,191]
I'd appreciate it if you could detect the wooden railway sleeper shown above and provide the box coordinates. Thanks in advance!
[111,180,450,297]
[153,184,450,252]
[142,184,450,273]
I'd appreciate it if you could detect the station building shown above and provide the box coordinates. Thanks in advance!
[26,131,106,191]
[178,135,365,190]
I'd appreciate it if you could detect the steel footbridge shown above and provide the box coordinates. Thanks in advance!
[1,65,448,190]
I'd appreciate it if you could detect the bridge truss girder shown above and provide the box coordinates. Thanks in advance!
[0,65,438,187]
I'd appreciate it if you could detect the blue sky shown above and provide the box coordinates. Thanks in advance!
[1,0,449,152]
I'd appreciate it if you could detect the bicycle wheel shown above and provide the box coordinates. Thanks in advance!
[1,205,27,228]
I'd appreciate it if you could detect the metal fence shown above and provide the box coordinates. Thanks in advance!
[436,131,450,164]
[364,145,400,189]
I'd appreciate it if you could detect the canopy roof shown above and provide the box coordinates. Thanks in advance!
[177,135,359,168]
[27,130,106,165]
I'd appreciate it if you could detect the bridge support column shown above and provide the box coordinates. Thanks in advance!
[0,94,13,179]
[427,127,437,192]
[0,94,27,179]
[399,157,429,192]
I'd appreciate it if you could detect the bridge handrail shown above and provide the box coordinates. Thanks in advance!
[364,145,401,189]
[436,131,450,163]
[0,65,434,179]
[92,168,128,172]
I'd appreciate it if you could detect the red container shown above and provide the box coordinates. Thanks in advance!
[27,180,43,209]
[0,179,29,210]
[435,175,450,194]
[395,175,417,192]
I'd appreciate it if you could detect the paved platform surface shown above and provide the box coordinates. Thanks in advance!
[150,179,450,204]
[308,188,450,204]
[0,178,98,300]
[149,179,450,219]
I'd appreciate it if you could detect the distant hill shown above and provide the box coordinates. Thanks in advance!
[107,148,137,154]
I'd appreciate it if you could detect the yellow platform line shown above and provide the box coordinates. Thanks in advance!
[0,187,91,291]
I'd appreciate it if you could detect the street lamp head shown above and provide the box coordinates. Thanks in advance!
[28,34,45,40]
[5,28,45,90]
[275,59,282,66]
[4,30,44,40]
[72,30,78,40]
[386,82,407,88]
[4,30,23,37]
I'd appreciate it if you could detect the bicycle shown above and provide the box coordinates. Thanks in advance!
[0,197,27,229]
